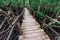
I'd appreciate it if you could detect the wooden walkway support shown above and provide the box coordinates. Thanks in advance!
[19,8,50,40]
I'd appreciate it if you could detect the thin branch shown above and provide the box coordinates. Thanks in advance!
[42,16,47,28]
[0,9,12,19]
[42,15,60,35]
[6,24,15,40]
[46,23,59,35]
[6,9,24,40]
[0,10,24,34]
[0,17,7,29]
[55,9,60,19]
[46,15,60,24]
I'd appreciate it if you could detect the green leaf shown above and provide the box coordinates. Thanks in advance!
[37,11,44,19]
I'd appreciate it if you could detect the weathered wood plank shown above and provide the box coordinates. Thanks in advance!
[19,8,50,40]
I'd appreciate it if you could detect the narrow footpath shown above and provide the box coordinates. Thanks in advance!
[20,8,50,40]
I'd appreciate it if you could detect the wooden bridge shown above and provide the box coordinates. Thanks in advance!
[19,8,50,40]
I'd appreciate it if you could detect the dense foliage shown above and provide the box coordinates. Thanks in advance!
[30,0,40,11]
[24,0,29,7]
[0,0,7,9]
[8,0,24,8]
[30,0,60,19]
[0,0,24,10]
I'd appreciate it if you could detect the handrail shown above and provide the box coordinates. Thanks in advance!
[0,8,24,34]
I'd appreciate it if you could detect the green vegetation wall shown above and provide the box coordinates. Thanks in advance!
[0,0,24,10]
[23,0,29,7]
[29,0,60,19]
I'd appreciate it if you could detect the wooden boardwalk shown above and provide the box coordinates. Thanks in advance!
[19,8,50,40]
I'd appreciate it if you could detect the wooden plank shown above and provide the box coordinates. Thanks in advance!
[19,8,50,40]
